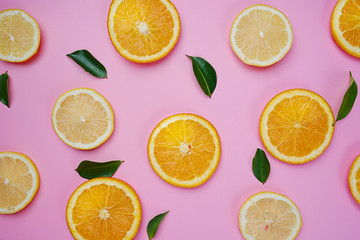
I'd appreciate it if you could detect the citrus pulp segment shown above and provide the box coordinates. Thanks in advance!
[349,155,360,205]
[259,89,334,164]
[148,113,221,188]
[52,88,114,150]
[230,4,293,66]
[107,0,181,63]
[0,152,39,214]
[239,191,302,240]
[0,9,40,62]
[331,0,360,58]
[66,177,142,240]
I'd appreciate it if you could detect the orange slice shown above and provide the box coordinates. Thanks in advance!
[239,192,302,240]
[107,0,181,63]
[66,177,141,240]
[349,155,360,204]
[331,0,360,58]
[230,4,293,66]
[148,113,221,188]
[52,88,114,150]
[0,152,40,214]
[0,9,40,62]
[259,89,335,164]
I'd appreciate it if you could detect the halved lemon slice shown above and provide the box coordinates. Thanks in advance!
[0,152,40,214]
[52,88,114,150]
[66,177,142,240]
[260,89,335,164]
[148,113,221,188]
[349,155,360,204]
[0,9,40,62]
[230,4,293,66]
[239,191,302,240]
[107,0,181,63]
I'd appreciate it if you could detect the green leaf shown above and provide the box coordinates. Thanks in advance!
[75,160,123,179]
[187,55,217,98]
[67,49,107,78]
[334,71,358,125]
[147,211,169,240]
[0,71,9,108]
[252,148,270,184]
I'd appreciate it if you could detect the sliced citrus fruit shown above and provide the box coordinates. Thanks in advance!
[66,177,141,240]
[230,4,293,66]
[0,152,40,214]
[239,191,302,240]
[52,88,114,150]
[148,113,221,188]
[0,9,40,62]
[331,0,360,58]
[107,0,181,63]
[259,89,334,164]
[348,155,360,204]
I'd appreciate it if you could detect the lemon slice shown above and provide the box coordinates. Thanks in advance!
[349,155,360,204]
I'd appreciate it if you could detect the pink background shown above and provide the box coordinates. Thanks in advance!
[1,0,360,239]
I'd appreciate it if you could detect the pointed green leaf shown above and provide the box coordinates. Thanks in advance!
[252,148,270,184]
[75,160,123,179]
[334,71,358,125]
[187,55,217,98]
[0,71,9,108]
[67,49,107,78]
[147,211,169,240]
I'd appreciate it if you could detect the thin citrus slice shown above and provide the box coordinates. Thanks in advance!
[52,88,114,150]
[148,113,221,188]
[239,192,302,240]
[331,0,360,58]
[107,0,181,63]
[230,4,293,66]
[0,9,40,62]
[348,155,360,204]
[0,152,40,214]
[66,177,141,240]
[259,89,334,164]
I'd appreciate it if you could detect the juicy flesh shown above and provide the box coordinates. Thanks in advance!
[356,167,360,194]
[154,120,216,181]
[55,93,109,145]
[339,0,360,47]
[0,13,36,58]
[72,183,135,240]
[267,96,329,157]
[235,9,288,61]
[113,0,174,56]
[245,198,297,240]
[0,156,33,210]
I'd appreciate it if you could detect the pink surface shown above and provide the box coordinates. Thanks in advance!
[1,0,360,239]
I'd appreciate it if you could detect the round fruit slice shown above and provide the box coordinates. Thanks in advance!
[148,113,221,188]
[66,177,141,240]
[349,155,360,204]
[107,0,181,63]
[52,88,114,150]
[0,9,40,62]
[230,4,293,66]
[260,89,334,164]
[239,191,302,240]
[331,0,360,58]
[0,152,40,214]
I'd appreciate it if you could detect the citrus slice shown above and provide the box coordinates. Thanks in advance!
[259,89,334,164]
[148,113,221,188]
[66,177,141,240]
[107,0,181,63]
[239,191,302,240]
[52,88,114,150]
[331,0,360,58]
[348,155,360,204]
[230,4,293,66]
[0,152,40,214]
[0,9,40,62]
